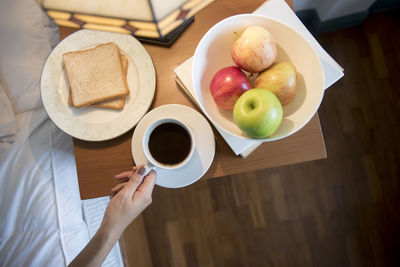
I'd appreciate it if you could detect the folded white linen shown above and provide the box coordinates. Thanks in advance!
[0,109,89,266]
[0,84,17,142]
[0,0,125,265]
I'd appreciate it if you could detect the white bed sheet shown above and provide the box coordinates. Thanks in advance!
[0,1,124,265]
[0,108,90,266]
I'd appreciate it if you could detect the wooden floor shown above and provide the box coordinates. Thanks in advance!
[123,8,400,267]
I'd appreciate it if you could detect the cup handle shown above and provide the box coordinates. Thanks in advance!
[143,163,155,176]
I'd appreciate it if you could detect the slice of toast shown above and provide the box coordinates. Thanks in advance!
[63,42,129,108]
[67,53,129,110]
[92,53,129,110]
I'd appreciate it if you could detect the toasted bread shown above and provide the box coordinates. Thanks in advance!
[67,52,129,110]
[92,53,129,110]
[63,42,129,108]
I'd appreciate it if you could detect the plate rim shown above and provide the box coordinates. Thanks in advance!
[40,29,156,141]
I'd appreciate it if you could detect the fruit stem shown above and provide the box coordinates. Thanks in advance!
[249,101,255,109]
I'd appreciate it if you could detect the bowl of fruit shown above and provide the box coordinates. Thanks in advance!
[192,14,324,141]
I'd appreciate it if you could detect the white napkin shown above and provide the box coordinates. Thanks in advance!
[254,0,344,89]
[0,84,18,143]
[174,0,344,157]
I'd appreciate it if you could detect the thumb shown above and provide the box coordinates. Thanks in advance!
[121,166,146,197]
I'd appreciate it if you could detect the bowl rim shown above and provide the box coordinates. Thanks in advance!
[192,13,325,142]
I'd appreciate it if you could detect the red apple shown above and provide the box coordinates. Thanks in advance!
[210,66,251,110]
[231,26,277,73]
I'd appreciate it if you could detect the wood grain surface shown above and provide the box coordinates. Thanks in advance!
[59,0,324,200]
[121,7,400,267]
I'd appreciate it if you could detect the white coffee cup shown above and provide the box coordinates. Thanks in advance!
[142,118,195,175]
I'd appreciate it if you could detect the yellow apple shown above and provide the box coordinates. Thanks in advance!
[254,61,297,106]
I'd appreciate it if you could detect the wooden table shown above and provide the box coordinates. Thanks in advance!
[59,0,326,200]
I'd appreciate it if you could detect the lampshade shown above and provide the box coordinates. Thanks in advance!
[39,0,214,46]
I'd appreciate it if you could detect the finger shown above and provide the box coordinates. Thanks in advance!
[132,165,143,171]
[110,182,128,194]
[112,189,123,198]
[111,186,126,198]
[137,170,157,196]
[115,177,130,183]
[114,170,134,180]
[114,165,141,180]
[120,166,146,197]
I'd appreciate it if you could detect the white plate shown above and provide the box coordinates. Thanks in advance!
[192,14,324,142]
[131,104,215,188]
[40,30,156,141]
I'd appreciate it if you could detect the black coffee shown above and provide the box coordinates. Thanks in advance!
[148,123,191,165]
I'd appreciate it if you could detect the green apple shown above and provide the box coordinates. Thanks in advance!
[254,61,297,106]
[233,88,283,138]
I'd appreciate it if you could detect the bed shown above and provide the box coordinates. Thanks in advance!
[0,0,123,265]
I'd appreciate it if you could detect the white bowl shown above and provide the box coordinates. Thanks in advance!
[192,14,324,141]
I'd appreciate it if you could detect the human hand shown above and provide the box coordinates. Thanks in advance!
[100,166,156,238]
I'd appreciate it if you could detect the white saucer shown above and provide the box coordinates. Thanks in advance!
[131,104,215,188]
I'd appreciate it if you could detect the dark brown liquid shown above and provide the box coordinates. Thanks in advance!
[148,123,191,165]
